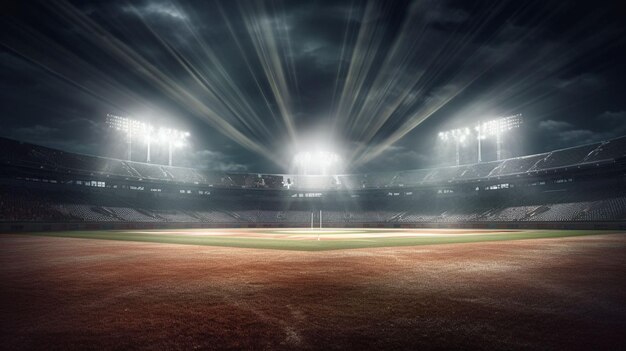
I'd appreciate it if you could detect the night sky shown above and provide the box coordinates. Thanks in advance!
[1,0,625,173]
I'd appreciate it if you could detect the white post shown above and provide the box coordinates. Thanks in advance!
[477,123,482,163]
[146,136,151,163]
[128,131,132,161]
[317,211,320,241]
[168,141,173,166]
[319,210,322,229]
[455,139,460,166]
[496,132,502,160]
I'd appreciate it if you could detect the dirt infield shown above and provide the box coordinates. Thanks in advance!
[1,233,625,350]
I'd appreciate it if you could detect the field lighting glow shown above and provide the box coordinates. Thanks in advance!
[158,128,190,145]
[106,114,190,166]
[476,114,523,161]
[294,151,342,175]
[477,114,523,138]
[438,114,522,164]
[438,128,471,166]
[438,128,470,143]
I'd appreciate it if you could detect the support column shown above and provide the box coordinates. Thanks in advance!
[146,137,151,163]
[496,132,502,160]
[319,210,322,229]
[477,124,482,163]
[128,132,132,161]
[168,141,173,166]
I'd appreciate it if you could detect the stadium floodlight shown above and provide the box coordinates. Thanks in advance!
[476,114,522,161]
[294,151,341,175]
[107,114,190,165]
[158,127,190,166]
[438,127,470,166]
[106,114,152,162]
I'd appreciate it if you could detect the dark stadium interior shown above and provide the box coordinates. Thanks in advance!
[1,136,626,229]
[2,0,626,350]
[1,127,624,351]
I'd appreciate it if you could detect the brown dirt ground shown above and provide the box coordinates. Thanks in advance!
[0,233,625,350]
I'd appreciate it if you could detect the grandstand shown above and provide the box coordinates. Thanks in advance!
[0,136,625,230]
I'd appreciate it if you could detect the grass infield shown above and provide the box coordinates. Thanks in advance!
[20,228,620,251]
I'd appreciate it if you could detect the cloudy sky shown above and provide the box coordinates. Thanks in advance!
[1,0,624,173]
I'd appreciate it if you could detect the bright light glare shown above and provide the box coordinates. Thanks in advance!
[158,128,189,148]
[107,114,190,147]
[141,125,154,143]
[439,114,522,142]
[106,114,148,135]
[438,127,470,142]
[478,114,523,137]
[294,151,342,175]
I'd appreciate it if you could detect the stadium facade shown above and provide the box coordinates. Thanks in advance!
[1,136,625,232]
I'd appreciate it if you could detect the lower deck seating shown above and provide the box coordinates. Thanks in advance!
[1,184,625,224]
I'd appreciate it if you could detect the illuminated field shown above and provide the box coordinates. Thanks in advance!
[27,228,615,251]
[1,231,625,350]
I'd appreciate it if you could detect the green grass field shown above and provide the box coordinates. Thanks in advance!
[22,228,620,251]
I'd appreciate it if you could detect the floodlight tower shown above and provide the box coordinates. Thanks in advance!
[476,114,522,161]
[438,128,470,166]
[144,124,154,163]
[158,128,190,166]
[106,114,152,162]
[107,114,190,165]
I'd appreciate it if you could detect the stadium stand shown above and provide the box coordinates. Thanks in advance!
[1,136,625,228]
[531,142,602,170]
[490,154,546,177]
[583,136,626,162]
[2,136,623,189]
[1,183,625,225]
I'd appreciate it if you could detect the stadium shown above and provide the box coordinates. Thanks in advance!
[1,1,626,350]
[2,133,626,349]
[2,135,626,232]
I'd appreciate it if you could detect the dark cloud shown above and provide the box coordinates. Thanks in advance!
[536,110,626,150]
[538,120,574,132]
[1,0,625,172]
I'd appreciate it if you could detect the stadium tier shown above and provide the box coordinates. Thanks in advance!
[2,136,625,189]
[1,136,625,229]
